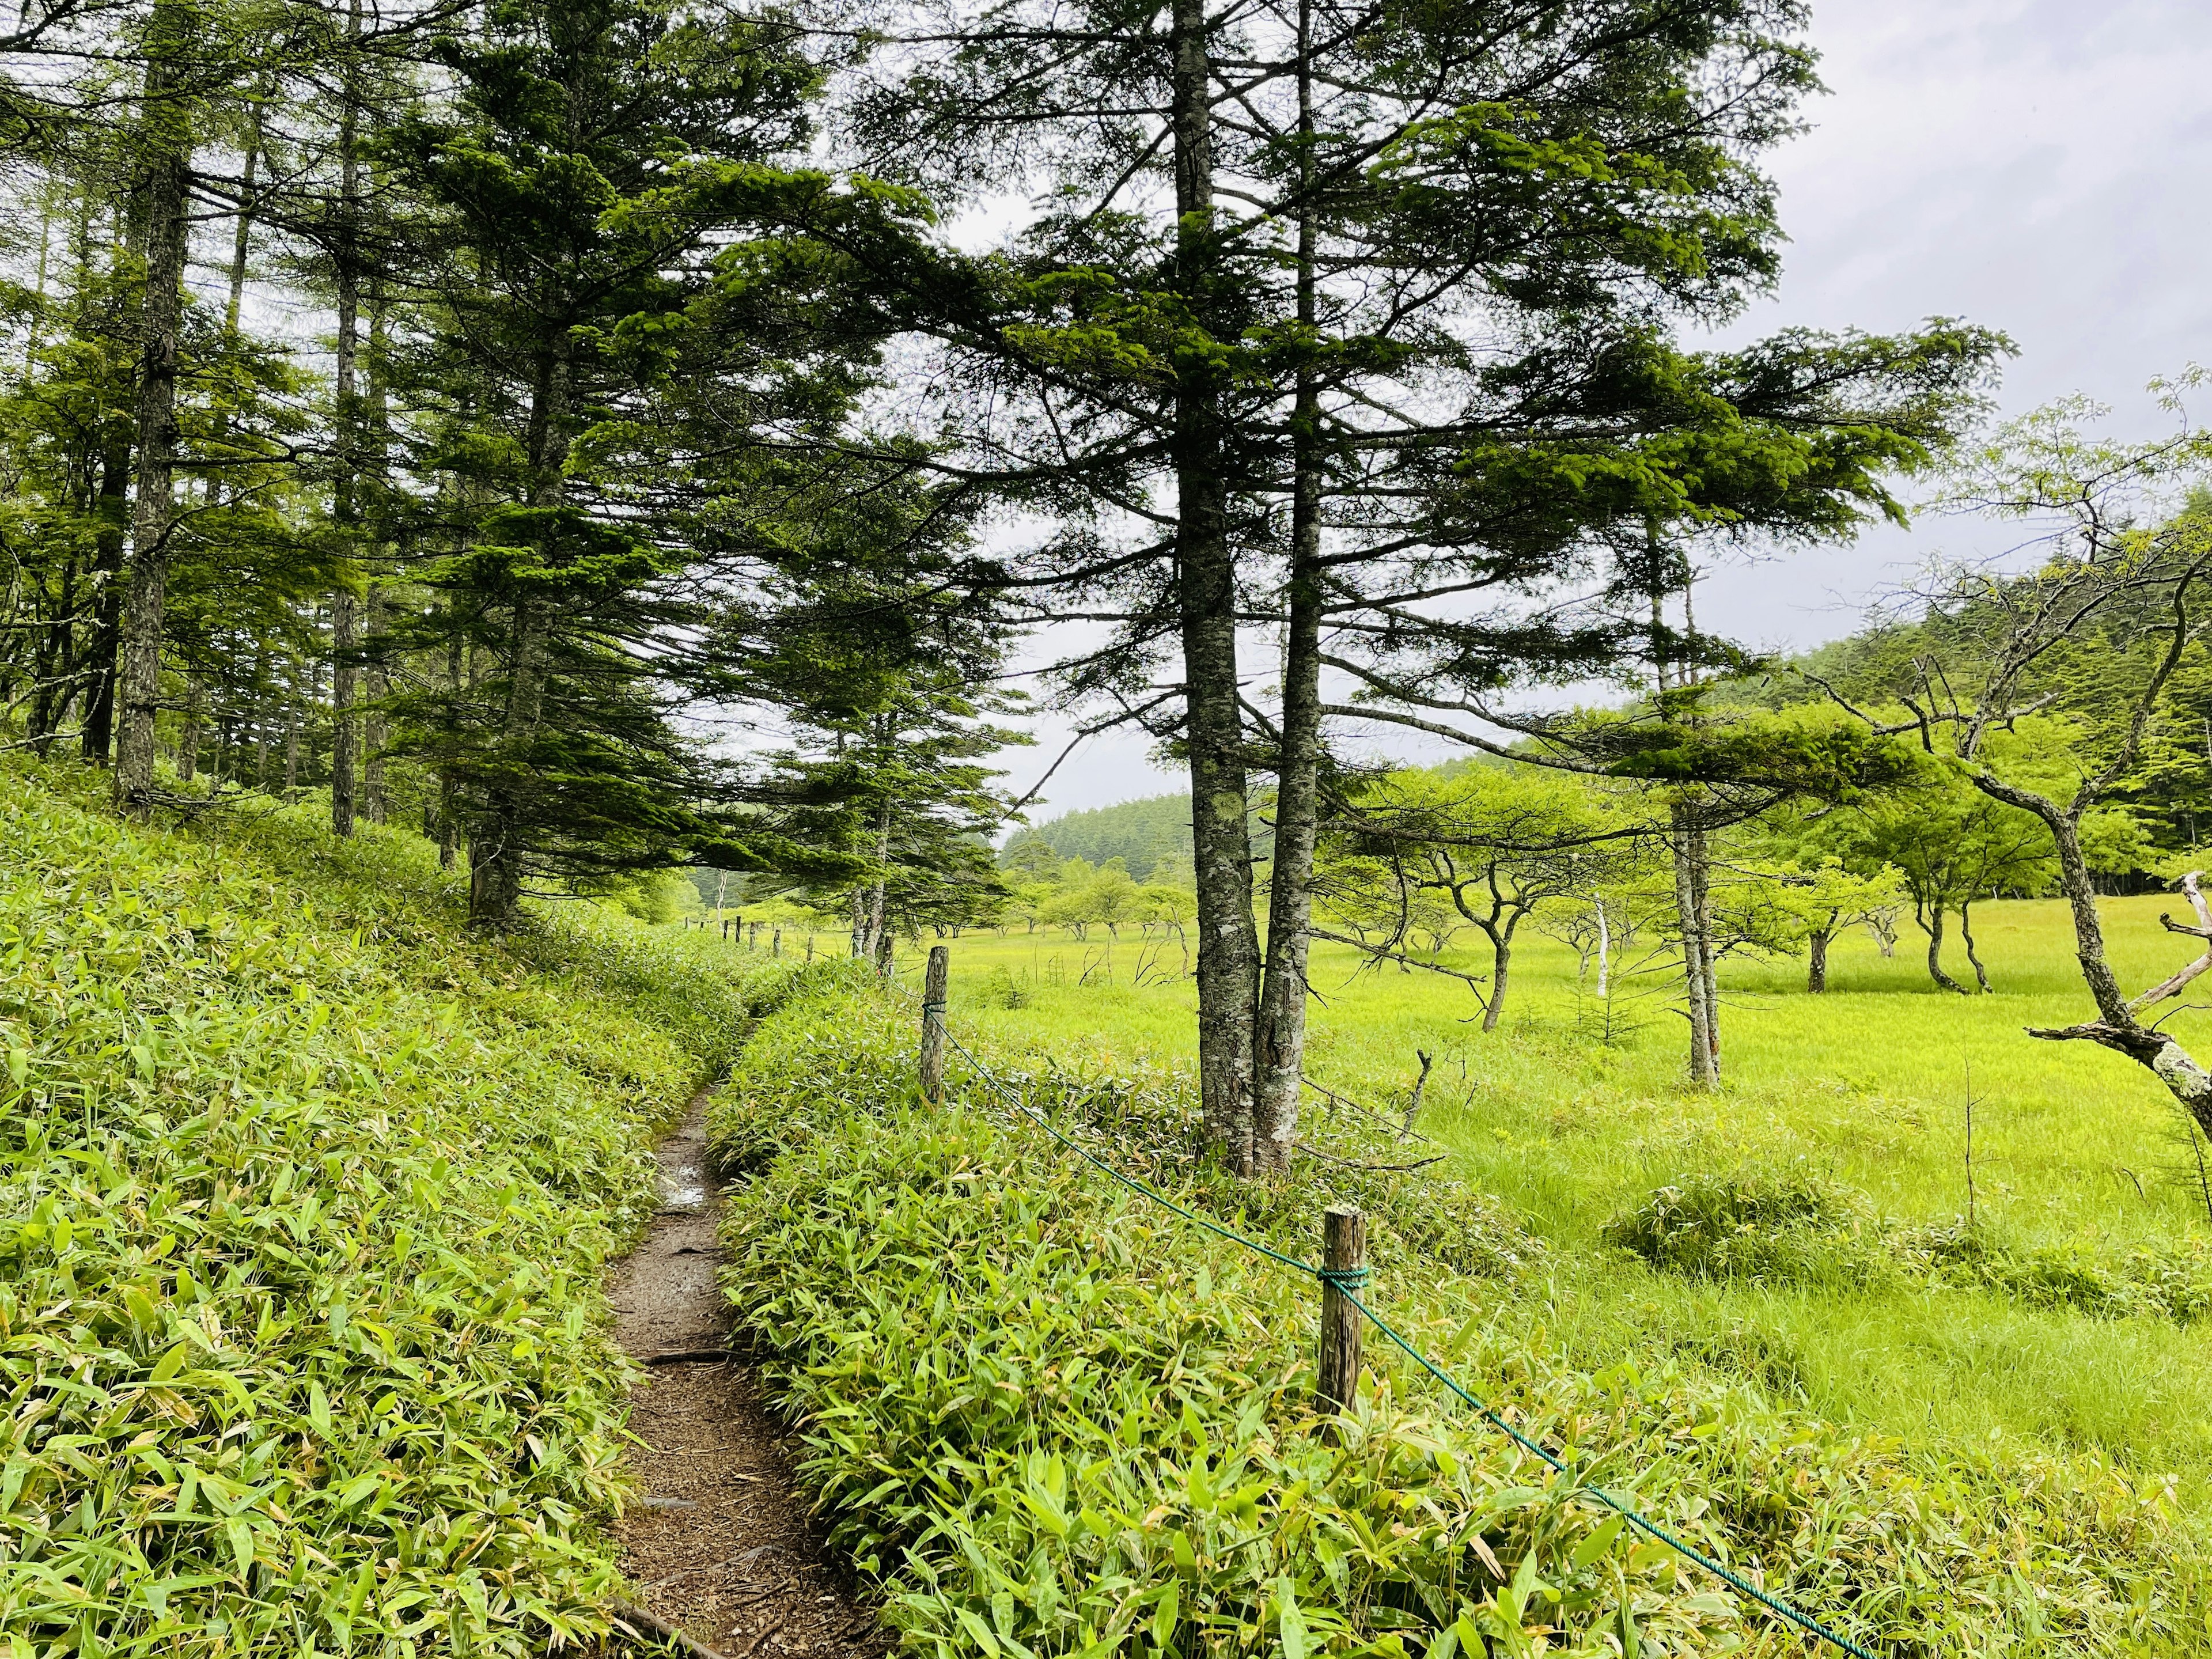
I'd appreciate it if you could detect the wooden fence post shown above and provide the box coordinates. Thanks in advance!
[920,945,949,1105]
[1316,1205,1365,1429]
[773,925,782,958]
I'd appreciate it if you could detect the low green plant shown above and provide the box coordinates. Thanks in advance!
[1902,1222,2212,1324]
[1600,1169,1891,1289]
[0,765,797,1655]
[716,984,2209,1656]
[1607,1165,2212,1328]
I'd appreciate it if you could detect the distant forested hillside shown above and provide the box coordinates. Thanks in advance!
[1004,794,1194,879]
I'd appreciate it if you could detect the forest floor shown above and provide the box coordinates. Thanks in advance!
[607,1084,883,1658]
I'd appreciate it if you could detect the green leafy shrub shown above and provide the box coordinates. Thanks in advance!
[724,1109,1740,1658]
[0,766,795,1656]
[718,983,2210,1657]
[716,983,1537,1283]
[1901,1222,2212,1324]
[1600,1169,1891,1289]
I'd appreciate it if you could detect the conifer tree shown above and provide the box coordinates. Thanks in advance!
[814,0,2006,1169]
[370,0,827,927]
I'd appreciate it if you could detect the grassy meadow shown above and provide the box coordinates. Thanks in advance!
[898,898,2212,1508]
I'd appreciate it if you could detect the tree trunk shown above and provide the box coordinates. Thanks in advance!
[1169,0,1259,1173]
[1919,902,1969,995]
[1671,801,1717,1085]
[1250,13,1321,1180]
[438,628,462,867]
[2002,796,2212,1135]
[468,344,567,931]
[331,588,358,835]
[206,93,263,506]
[1483,930,1512,1033]
[1807,925,1830,994]
[361,289,391,826]
[282,690,300,794]
[328,23,362,839]
[1690,815,1719,1073]
[79,439,128,764]
[31,553,79,752]
[177,673,203,783]
[1960,900,1992,993]
[111,0,196,813]
[1593,895,1610,1000]
[363,593,387,825]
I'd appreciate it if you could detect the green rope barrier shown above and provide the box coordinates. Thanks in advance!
[925,1012,1884,1659]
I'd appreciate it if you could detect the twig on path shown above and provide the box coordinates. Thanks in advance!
[611,1603,736,1659]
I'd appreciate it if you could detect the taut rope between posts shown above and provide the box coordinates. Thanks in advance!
[922,1007,1883,1659]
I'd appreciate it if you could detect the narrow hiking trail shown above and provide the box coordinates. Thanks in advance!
[605,1084,884,1658]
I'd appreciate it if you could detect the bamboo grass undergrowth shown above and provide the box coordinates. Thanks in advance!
[0,761,801,1655]
[714,974,2210,1657]
[923,911,2212,1505]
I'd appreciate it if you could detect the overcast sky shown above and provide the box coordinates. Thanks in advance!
[1003,0,2212,821]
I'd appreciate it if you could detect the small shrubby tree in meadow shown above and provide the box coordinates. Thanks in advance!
[1812,391,2212,1130]
[1317,766,1646,1032]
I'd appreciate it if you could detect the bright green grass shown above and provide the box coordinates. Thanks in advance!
[873,900,2212,1505]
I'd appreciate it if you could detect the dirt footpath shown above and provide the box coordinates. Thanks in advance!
[604,1086,885,1658]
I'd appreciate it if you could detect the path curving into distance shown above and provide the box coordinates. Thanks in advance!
[605,1082,882,1658]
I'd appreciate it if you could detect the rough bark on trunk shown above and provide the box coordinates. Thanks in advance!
[1593,896,1610,1000]
[1807,926,1830,994]
[1671,801,1717,1085]
[1169,0,1260,1172]
[111,0,196,813]
[1249,18,1322,1180]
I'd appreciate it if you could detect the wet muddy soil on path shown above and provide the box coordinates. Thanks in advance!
[603,1085,884,1659]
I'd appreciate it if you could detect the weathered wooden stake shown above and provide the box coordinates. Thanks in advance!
[772,925,782,958]
[1316,1205,1365,1429]
[919,945,949,1105]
